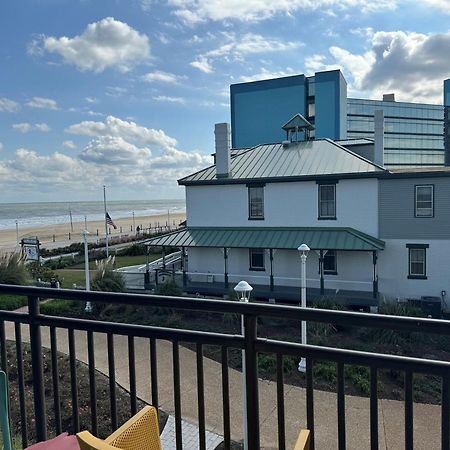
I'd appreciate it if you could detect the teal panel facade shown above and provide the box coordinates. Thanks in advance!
[231,75,306,148]
[314,70,347,140]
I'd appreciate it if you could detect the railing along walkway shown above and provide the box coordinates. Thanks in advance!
[0,285,449,450]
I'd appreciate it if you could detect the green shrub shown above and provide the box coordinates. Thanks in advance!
[346,365,370,395]
[309,296,345,339]
[313,360,337,383]
[40,299,82,316]
[91,256,125,316]
[0,253,29,285]
[0,295,28,310]
[155,279,182,297]
[28,262,59,283]
[118,243,146,256]
[360,301,425,346]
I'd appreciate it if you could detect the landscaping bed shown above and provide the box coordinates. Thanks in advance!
[4,341,168,446]
[34,292,449,405]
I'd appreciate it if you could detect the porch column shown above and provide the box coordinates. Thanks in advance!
[319,250,325,295]
[269,249,274,292]
[224,247,229,290]
[372,251,378,299]
[162,246,166,269]
[182,246,187,288]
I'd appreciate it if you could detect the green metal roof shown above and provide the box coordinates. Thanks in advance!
[179,139,387,185]
[144,227,385,251]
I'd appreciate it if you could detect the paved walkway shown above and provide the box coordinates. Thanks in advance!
[5,319,443,449]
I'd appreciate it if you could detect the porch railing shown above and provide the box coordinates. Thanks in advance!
[0,284,449,450]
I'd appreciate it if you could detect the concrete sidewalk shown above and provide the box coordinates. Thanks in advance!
[5,320,442,449]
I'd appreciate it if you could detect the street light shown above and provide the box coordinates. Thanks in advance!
[297,244,310,373]
[234,280,253,450]
[83,229,92,313]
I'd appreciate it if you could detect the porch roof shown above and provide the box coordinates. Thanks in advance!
[144,227,385,251]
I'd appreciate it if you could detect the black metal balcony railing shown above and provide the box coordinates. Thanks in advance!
[0,284,450,450]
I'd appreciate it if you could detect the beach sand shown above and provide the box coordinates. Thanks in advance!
[0,212,186,252]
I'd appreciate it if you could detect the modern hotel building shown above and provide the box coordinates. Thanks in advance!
[231,70,450,167]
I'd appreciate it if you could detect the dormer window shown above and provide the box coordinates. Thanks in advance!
[248,184,264,220]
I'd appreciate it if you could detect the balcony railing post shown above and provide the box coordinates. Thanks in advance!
[244,314,259,450]
[28,295,47,442]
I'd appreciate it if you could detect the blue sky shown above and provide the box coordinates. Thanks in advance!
[1,0,450,202]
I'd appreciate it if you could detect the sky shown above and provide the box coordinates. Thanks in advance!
[1,0,450,203]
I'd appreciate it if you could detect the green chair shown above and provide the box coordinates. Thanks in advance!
[0,371,12,450]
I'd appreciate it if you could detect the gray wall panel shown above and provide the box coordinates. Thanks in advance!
[379,177,450,239]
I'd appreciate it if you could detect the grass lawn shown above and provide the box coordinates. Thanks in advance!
[0,294,28,310]
[54,269,96,288]
[68,254,159,270]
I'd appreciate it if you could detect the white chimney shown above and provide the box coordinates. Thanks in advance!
[215,123,231,178]
[374,110,384,167]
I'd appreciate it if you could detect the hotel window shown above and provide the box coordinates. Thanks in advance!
[249,249,265,271]
[415,185,434,217]
[248,185,264,219]
[407,244,428,279]
[323,250,337,275]
[318,184,336,219]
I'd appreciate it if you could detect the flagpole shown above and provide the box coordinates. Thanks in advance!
[103,185,109,257]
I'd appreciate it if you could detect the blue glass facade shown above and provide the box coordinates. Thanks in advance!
[230,75,306,148]
[230,71,347,148]
[347,99,445,166]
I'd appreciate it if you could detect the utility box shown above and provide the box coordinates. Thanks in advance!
[420,296,442,318]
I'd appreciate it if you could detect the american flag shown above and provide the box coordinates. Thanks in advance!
[106,212,117,229]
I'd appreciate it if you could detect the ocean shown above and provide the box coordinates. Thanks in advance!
[0,199,186,231]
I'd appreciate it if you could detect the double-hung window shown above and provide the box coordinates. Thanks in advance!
[407,244,428,279]
[318,184,336,219]
[249,249,265,271]
[323,250,337,275]
[415,185,434,217]
[248,185,264,220]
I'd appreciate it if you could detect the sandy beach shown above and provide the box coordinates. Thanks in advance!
[0,212,186,252]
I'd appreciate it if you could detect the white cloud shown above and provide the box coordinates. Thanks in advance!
[422,0,450,14]
[168,0,397,25]
[12,122,51,133]
[63,140,77,149]
[41,17,150,73]
[317,30,450,103]
[142,70,185,84]
[190,56,213,73]
[105,86,128,97]
[66,115,178,149]
[205,33,302,59]
[0,97,20,112]
[12,123,32,133]
[85,97,98,104]
[240,67,298,82]
[191,33,301,73]
[79,136,152,165]
[35,123,51,132]
[153,95,186,104]
[26,96,58,110]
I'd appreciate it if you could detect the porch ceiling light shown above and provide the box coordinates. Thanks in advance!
[234,280,253,301]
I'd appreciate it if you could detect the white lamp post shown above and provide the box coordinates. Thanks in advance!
[234,280,253,450]
[83,229,92,313]
[15,220,19,249]
[297,244,310,373]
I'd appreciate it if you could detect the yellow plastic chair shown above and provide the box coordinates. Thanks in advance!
[294,429,310,450]
[77,406,161,450]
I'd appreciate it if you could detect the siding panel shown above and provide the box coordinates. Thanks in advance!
[379,178,450,239]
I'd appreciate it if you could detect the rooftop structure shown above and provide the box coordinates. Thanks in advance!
[230,69,450,167]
